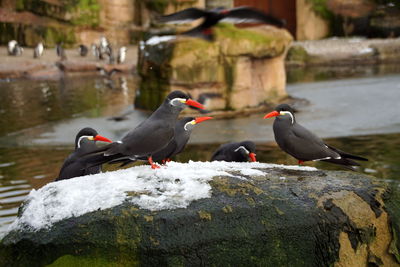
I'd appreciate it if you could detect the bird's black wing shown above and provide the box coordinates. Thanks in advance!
[221,7,285,27]
[282,123,339,161]
[211,144,229,161]
[158,8,208,23]
[325,144,368,161]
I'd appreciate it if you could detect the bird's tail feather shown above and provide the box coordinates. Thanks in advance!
[326,144,368,162]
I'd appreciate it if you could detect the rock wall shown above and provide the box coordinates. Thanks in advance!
[296,0,330,40]
[137,24,292,111]
[1,164,399,266]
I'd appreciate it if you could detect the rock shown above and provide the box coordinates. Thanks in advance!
[137,24,293,111]
[0,162,399,266]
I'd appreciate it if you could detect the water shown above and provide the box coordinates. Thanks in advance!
[0,68,399,237]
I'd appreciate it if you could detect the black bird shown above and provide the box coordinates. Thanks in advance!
[263,104,368,169]
[11,44,24,56]
[33,42,44,58]
[85,91,205,169]
[56,43,67,60]
[56,127,112,181]
[78,44,88,57]
[211,141,257,162]
[158,6,285,41]
[111,116,213,166]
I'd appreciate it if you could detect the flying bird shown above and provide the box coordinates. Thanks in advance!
[211,141,257,162]
[158,6,285,41]
[85,91,204,169]
[56,127,112,181]
[263,104,368,169]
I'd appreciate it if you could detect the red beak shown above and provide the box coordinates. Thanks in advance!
[194,116,213,124]
[263,110,280,119]
[249,152,257,162]
[94,135,112,143]
[185,99,204,109]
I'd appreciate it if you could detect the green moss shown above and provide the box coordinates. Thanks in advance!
[306,0,333,20]
[48,254,129,267]
[198,210,212,221]
[215,23,274,44]
[286,45,309,62]
[66,0,100,27]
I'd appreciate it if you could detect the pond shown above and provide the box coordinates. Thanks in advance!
[0,66,399,237]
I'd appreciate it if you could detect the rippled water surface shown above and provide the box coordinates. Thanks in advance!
[0,68,399,237]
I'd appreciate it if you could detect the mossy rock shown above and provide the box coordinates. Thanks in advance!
[1,167,399,266]
[138,24,292,110]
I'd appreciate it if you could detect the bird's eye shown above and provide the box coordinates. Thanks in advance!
[171,98,186,106]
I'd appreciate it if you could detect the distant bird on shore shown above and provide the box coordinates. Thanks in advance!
[56,43,67,60]
[84,91,204,169]
[158,6,285,41]
[11,44,24,56]
[264,104,368,170]
[110,116,213,166]
[33,42,44,58]
[56,127,112,181]
[211,141,257,162]
[91,43,100,59]
[78,44,88,57]
[7,40,17,55]
[117,46,127,64]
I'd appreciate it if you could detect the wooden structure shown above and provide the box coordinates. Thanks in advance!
[234,0,297,37]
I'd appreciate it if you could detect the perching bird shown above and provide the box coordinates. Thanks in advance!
[7,40,17,55]
[85,91,204,169]
[11,44,23,56]
[117,46,127,64]
[56,43,67,60]
[110,116,213,166]
[78,44,88,57]
[91,43,100,59]
[263,104,368,169]
[158,6,285,41]
[33,42,44,58]
[211,141,257,162]
[55,127,112,181]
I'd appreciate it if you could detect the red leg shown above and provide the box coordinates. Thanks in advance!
[148,156,160,169]
[166,158,171,162]
[298,160,304,165]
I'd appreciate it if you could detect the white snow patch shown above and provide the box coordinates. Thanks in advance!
[145,35,176,46]
[239,168,265,176]
[8,161,316,232]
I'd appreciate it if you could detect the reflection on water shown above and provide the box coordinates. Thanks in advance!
[0,74,138,136]
[0,132,399,237]
[287,63,400,84]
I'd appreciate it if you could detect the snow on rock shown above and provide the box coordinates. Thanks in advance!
[9,161,316,232]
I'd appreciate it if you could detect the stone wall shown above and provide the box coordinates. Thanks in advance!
[296,0,330,40]
[137,24,292,111]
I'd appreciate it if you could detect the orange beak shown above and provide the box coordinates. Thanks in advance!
[194,116,213,124]
[185,99,204,109]
[249,152,257,162]
[263,110,280,119]
[94,135,112,143]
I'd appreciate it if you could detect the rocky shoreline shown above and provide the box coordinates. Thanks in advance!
[1,38,399,80]
[0,45,137,80]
